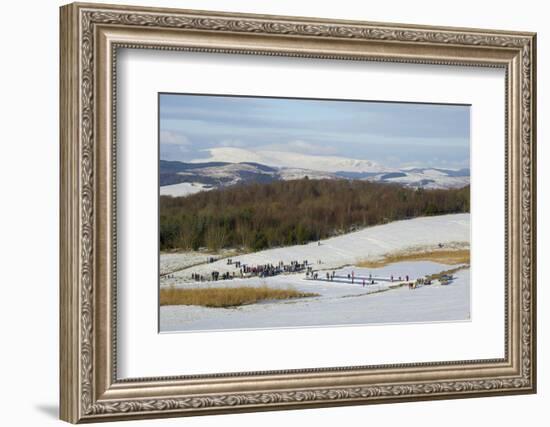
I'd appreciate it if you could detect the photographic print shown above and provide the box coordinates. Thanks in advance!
[158,93,471,333]
[60,5,536,420]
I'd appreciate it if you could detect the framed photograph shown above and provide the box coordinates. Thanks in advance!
[60,2,537,423]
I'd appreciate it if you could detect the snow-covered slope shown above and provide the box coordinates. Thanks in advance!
[160,159,469,197]
[161,266,470,331]
[278,168,338,181]
[192,147,388,173]
[160,213,470,332]
[165,213,470,282]
[160,182,212,197]
[160,160,280,193]
[366,168,470,189]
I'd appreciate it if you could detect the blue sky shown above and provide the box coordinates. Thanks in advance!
[159,93,470,169]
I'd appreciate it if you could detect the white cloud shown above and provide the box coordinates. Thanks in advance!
[160,130,190,146]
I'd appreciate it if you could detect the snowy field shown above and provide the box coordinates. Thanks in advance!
[160,248,242,275]
[160,264,470,332]
[160,182,212,197]
[161,213,469,284]
[159,213,470,332]
[160,251,215,276]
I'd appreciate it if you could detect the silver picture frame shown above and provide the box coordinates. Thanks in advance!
[60,2,536,422]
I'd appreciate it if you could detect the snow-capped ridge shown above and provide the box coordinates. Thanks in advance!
[160,153,470,197]
[192,147,388,173]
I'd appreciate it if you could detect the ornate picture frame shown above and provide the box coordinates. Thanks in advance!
[60,2,536,423]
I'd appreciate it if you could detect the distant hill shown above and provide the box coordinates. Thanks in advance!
[160,159,470,196]
[160,160,338,189]
[191,147,387,173]
[368,167,470,189]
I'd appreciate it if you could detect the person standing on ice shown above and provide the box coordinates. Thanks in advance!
[352,271,355,284]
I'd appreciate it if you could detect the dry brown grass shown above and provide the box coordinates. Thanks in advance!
[160,286,319,308]
[358,249,470,268]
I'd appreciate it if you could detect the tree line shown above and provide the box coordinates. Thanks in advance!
[160,178,470,252]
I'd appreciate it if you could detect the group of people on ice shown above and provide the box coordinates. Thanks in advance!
[191,271,238,281]
[408,277,432,289]
[190,272,206,282]
[189,255,454,288]
[193,259,312,282]
[306,270,443,290]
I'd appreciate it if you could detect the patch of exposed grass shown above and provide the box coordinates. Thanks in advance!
[358,249,470,268]
[160,285,319,308]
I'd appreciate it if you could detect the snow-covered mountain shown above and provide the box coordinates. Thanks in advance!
[160,160,340,196]
[160,157,470,197]
[191,147,388,173]
[367,168,470,190]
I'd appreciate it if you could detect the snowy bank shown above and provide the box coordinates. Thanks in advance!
[160,182,212,197]
[165,213,469,283]
[160,265,470,332]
